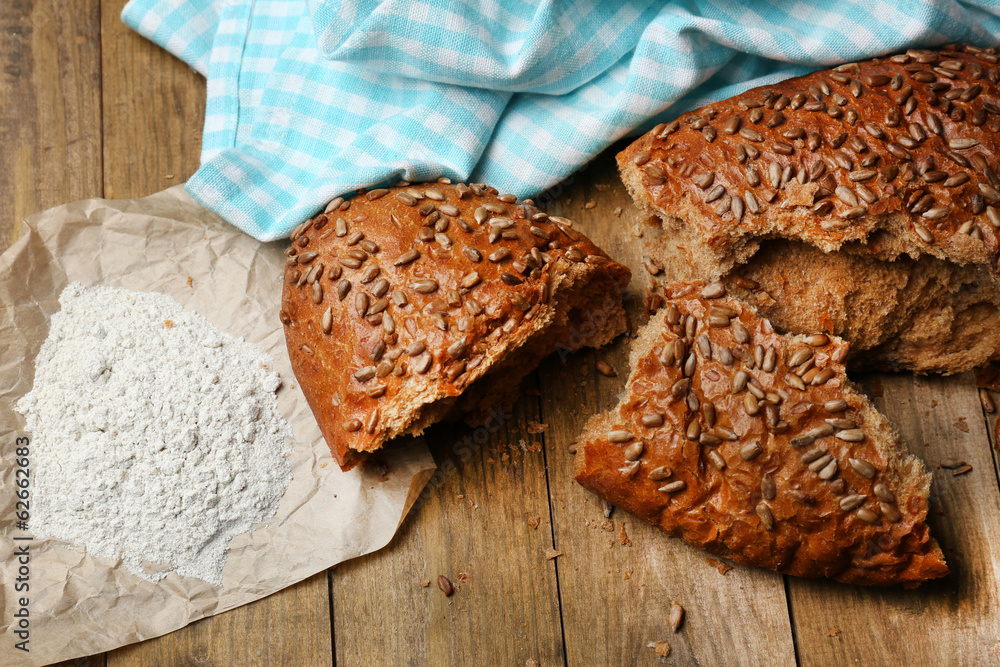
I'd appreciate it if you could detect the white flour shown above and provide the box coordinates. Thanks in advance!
[16,283,292,586]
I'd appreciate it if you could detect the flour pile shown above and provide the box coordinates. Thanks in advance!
[16,283,293,585]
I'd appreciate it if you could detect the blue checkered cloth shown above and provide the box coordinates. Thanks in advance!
[123,0,1000,241]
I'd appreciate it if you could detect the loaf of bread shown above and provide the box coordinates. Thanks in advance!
[282,180,631,469]
[620,44,1000,373]
[574,281,947,586]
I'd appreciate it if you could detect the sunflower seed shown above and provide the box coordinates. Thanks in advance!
[608,430,633,443]
[856,508,879,524]
[701,282,726,298]
[310,281,324,304]
[641,413,664,428]
[840,494,866,511]
[410,279,438,294]
[982,388,997,412]
[354,366,376,383]
[760,473,776,500]
[732,369,750,393]
[447,338,467,360]
[624,442,645,461]
[818,459,839,480]
[756,502,775,530]
[659,480,686,494]
[950,138,980,150]
[835,186,859,207]
[739,442,762,461]
[873,482,895,504]
[786,373,806,391]
[835,428,865,442]
[762,347,776,372]
[980,183,1000,202]
[913,222,935,243]
[488,248,511,262]
[413,353,433,374]
[648,466,672,481]
[685,419,701,441]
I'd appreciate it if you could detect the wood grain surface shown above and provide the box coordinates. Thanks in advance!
[4,2,1000,665]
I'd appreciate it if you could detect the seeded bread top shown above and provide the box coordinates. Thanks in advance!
[574,280,947,586]
[619,44,1000,280]
[282,180,631,469]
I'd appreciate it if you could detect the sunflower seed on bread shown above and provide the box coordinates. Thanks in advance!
[573,280,947,586]
[282,181,631,469]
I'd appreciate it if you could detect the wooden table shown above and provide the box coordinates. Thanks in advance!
[5,2,1000,665]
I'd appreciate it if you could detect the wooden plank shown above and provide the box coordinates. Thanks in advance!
[980,383,999,474]
[331,402,566,666]
[107,574,333,667]
[99,3,334,665]
[0,0,103,248]
[536,149,798,666]
[100,0,205,200]
[788,373,1000,666]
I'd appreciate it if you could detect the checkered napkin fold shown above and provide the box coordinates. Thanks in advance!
[123,0,1000,241]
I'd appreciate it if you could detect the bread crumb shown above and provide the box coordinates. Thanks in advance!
[618,522,631,546]
[525,660,540,667]
[613,206,623,216]
[600,519,614,532]
[953,417,969,433]
[545,548,562,560]
[419,578,430,587]
[953,464,973,476]
[623,568,632,580]
[527,421,548,434]
[595,360,617,377]
[647,640,671,658]
[827,626,841,638]
[527,516,540,529]
[163,319,174,329]
[594,184,610,191]
[585,200,597,209]
[706,557,732,575]
[669,601,684,632]
[186,276,193,288]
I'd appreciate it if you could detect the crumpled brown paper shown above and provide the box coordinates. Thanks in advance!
[0,186,436,665]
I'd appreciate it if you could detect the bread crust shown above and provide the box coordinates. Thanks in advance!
[620,45,1000,280]
[574,281,947,586]
[281,182,631,469]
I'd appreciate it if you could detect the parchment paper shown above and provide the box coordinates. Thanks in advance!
[0,186,436,665]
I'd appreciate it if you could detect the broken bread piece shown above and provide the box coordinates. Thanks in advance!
[574,281,947,586]
[282,181,631,469]
[725,240,1000,374]
[618,45,1000,283]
